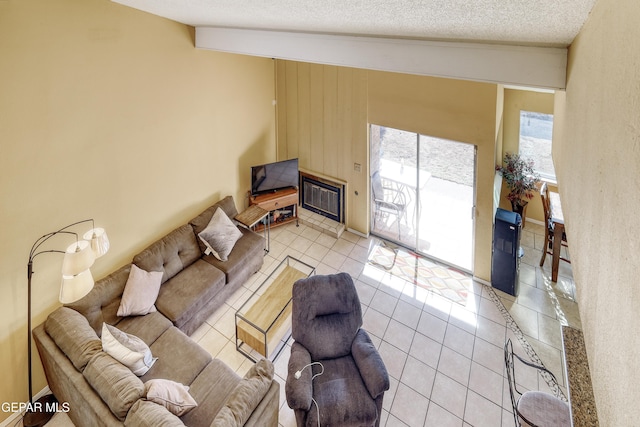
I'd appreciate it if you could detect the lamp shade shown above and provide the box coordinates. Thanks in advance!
[59,269,94,304]
[61,240,95,275]
[83,227,110,258]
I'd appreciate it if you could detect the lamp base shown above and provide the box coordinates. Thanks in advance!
[23,394,58,427]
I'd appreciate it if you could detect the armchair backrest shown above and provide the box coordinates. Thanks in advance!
[540,182,551,225]
[371,171,384,203]
[291,272,363,360]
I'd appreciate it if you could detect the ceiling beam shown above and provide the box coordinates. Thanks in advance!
[195,27,567,90]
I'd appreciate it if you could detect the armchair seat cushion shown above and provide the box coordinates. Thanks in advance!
[310,356,378,427]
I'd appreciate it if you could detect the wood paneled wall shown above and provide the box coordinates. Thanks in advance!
[275,61,499,281]
[276,61,369,233]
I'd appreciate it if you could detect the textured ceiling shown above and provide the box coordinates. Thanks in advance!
[112,0,596,47]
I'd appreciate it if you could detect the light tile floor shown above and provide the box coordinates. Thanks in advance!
[191,220,580,427]
[42,220,580,427]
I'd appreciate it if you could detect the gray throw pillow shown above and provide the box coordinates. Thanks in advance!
[117,264,163,317]
[144,379,198,416]
[198,207,242,261]
[101,323,157,376]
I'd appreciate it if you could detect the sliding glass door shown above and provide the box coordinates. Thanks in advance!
[370,124,476,272]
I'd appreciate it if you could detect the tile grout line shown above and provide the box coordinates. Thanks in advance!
[484,283,567,401]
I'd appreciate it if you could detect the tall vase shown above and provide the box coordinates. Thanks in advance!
[511,200,528,228]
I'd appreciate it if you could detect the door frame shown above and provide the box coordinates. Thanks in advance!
[369,124,477,273]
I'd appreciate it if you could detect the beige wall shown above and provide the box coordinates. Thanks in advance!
[0,0,275,420]
[500,89,556,222]
[554,0,640,423]
[276,64,498,280]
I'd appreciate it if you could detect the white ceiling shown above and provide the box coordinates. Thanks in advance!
[112,0,597,48]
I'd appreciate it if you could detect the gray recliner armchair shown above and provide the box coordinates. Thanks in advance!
[286,273,389,427]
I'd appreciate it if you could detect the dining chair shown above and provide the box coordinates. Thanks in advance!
[539,183,570,267]
[504,339,571,427]
[371,171,407,239]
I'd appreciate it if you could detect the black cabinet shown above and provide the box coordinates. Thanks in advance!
[492,208,523,296]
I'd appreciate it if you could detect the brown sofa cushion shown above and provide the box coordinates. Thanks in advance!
[124,400,184,427]
[202,227,264,284]
[115,310,173,345]
[180,359,241,427]
[83,352,144,421]
[66,264,131,335]
[45,307,102,372]
[189,196,240,254]
[154,259,226,331]
[141,327,212,386]
[211,359,275,427]
[133,224,202,284]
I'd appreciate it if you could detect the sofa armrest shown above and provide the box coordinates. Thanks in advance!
[125,400,184,426]
[243,380,279,427]
[285,342,313,411]
[210,359,274,427]
[352,329,390,399]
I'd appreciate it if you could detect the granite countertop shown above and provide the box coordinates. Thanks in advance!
[562,326,599,426]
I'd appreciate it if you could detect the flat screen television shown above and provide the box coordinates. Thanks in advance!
[251,158,299,196]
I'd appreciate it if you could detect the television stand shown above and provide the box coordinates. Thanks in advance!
[249,188,299,230]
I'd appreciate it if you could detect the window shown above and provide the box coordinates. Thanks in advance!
[519,111,556,181]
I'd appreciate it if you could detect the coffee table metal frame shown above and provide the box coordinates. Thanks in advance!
[235,256,315,362]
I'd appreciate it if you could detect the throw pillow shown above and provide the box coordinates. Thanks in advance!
[101,323,157,376]
[198,207,242,261]
[144,379,198,417]
[117,264,163,317]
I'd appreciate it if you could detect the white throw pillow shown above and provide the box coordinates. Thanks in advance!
[101,323,157,376]
[117,264,163,317]
[198,207,242,261]
[144,379,198,416]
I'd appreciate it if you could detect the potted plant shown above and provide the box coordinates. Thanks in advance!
[496,152,541,224]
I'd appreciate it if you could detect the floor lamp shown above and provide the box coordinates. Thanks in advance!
[24,219,109,427]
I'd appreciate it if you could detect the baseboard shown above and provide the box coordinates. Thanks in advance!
[346,228,368,238]
[0,387,51,427]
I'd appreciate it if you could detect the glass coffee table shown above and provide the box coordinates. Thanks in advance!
[235,256,315,361]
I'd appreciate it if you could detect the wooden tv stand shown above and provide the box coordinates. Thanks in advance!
[249,188,299,230]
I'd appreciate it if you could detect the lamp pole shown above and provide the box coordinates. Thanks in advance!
[24,219,102,427]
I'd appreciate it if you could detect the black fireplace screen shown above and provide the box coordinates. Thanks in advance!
[300,175,344,223]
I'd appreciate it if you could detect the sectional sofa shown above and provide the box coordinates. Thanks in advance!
[32,196,279,426]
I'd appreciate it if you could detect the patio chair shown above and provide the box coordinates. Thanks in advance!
[539,183,570,267]
[504,339,571,427]
[371,171,407,239]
